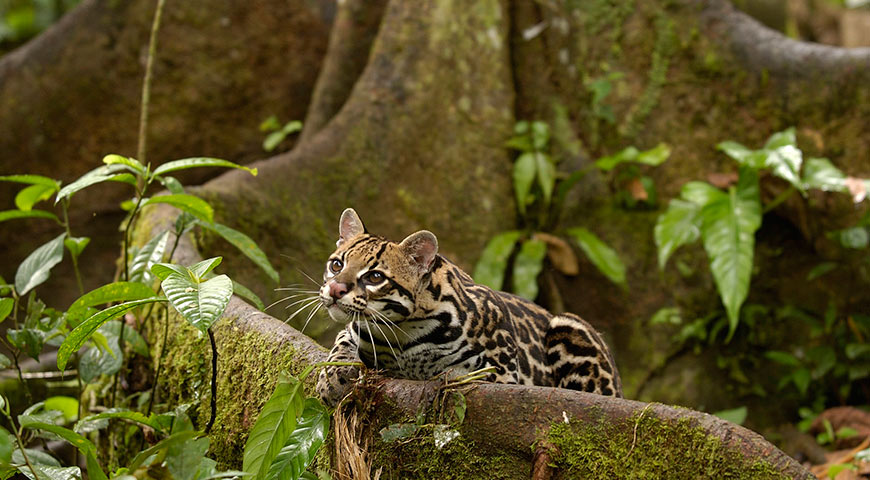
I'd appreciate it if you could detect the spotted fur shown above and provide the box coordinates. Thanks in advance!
[315,208,622,405]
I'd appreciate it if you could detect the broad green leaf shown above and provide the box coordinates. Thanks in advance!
[595,146,639,171]
[79,338,122,382]
[128,431,201,472]
[263,131,287,152]
[535,153,556,206]
[680,181,724,206]
[514,120,530,135]
[167,434,209,480]
[802,157,846,192]
[530,121,550,150]
[699,167,761,338]
[712,406,747,426]
[189,257,223,280]
[837,227,869,249]
[260,116,281,131]
[151,262,189,281]
[792,368,811,395]
[654,199,701,269]
[566,227,627,288]
[0,426,11,465]
[160,176,186,194]
[18,464,80,480]
[232,281,265,310]
[806,262,837,281]
[473,231,521,290]
[55,164,129,204]
[161,273,233,334]
[827,464,857,479]
[765,350,800,367]
[13,448,60,467]
[264,399,329,480]
[635,143,671,166]
[66,282,157,324]
[144,194,214,224]
[129,231,170,284]
[19,420,98,457]
[512,239,546,300]
[57,297,165,370]
[716,141,765,168]
[75,408,163,435]
[763,127,796,150]
[505,135,532,152]
[0,298,12,324]
[197,222,279,283]
[513,153,536,214]
[105,173,138,186]
[846,343,870,360]
[0,175,60,188]
[243,369,311,480]
[0,353,9,369]
[64,237,90,261]
[15,233,65,295]
[765,144,803,192]
[0,209,59,223]
[15,184,56,211]
[380,423,418,443]
[44,396,79,422]
[7,328,45,360]
[102,154,144,174]
[151,157,257,178]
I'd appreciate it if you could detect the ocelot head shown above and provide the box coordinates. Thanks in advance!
[319,208,438,324]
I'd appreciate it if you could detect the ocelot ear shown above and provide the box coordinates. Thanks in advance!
[399,230,438,273]
[337,208,366,246]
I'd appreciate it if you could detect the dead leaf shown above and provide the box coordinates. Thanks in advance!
[845,177,867,203]
[707,172,739,189]
[533,232,579,275]
[626,178,648,201]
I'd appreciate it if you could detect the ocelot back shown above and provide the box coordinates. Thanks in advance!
[315,208,623,406]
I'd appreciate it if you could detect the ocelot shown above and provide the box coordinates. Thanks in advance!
[314,208,622,406]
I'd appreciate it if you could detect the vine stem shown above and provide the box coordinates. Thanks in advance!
[61,199,84,295]
[137,0,167,166]
[205,327,218,434]
[146,309,170,417]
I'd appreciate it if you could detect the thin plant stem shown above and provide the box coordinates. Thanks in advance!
[61,199,84,295]
[137,0,168,166]
[10,350,32,405]
[763,186,796,214]
[146,309,170,417]
[10,424,40,480]
[205,327,218,434]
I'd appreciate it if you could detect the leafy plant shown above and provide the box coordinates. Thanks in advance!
[655,127,870,339]
[260,116,303,153]
[475,119,669,300]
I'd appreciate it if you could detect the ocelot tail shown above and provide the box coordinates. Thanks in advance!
[314,208,623,406]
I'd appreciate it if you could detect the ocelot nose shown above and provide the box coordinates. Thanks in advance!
[329,281,349,299]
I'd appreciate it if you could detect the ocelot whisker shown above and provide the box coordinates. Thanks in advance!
[285,298,321,324]
[366,317,403,371]
[299,303,323,334]
[367,309,406,350]
[283,295,322,311]
[295,267,321,287]
[265,292,317,311]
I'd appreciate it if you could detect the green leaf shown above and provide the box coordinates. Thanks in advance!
[699,167,761,339]
[151,157,257,178]
[0,426,12,465]
[763,127,796,150]
[55,164,129,204]
[44,396,79,422]
[18,464,80,480]
[846,343,870,360]
[129,231,170,284]
[197,222,279,283]
[836,227,869,249]
[167,434,209,480]
[807,262,837,281]
[472,231,521,290]
[0,354,10,369]
[680,181,724,206]
[654,199,701,269]
[79,337,122,382]
[765,350,800,367]
[151,263,189,281]
[0,175,60,188]
[535,153,555,206]
[15,184,56,211]
[512,239,546,300]
[513,153,536,214]
[765,144,803,192]
[379,423,419,443]
[161,272,233,334]
[243,370,310,480]
[792,368,811,395]
[63,237,90,261]
[264,398,329,480]
[263,131,287,152]
[144,194,214,224]
[802,157,846,192]
[15,233,65,296]
[712,406,747,425]
[19,421,100,461]
[7,328,45,360]
[189,257,223,279]
[160,176,186,194]
[0,298,13,324]
[716,141,765,168]
[128,431,201,472]
[101,320,150,357]
[530,121,550,150]
[827,464,857,479]
[232,281,265,310]
[66,282,157,325]
[566,228,627,288]
[57,297,165,370]
[635,143,671,166]
[102,154,144,174]
[0,209,59,223]
[504,135,532,152]
[595,146,639,171]
[260,115,281,132]
[74,408,163,435]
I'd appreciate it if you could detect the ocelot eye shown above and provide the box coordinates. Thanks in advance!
[363,271,385,284]
[328,259,343,274]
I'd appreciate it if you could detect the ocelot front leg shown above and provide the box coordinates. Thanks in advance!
[316,326,361,407]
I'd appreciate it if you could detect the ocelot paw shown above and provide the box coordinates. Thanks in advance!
[316,364,360,407]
